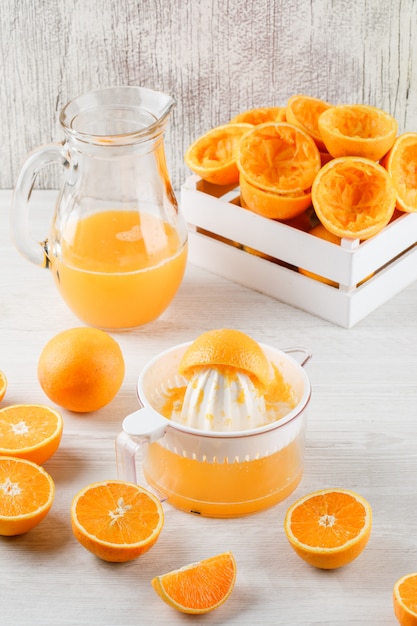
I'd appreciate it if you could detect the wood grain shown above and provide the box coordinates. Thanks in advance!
[1,0,417,192]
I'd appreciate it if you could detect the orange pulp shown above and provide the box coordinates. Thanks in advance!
[50,210,187,329]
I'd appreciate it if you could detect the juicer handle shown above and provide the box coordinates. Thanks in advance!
[11,142,68,267]
[283,347,312,367]
[115,407,168,484]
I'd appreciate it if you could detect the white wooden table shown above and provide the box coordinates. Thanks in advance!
[1,190,416,625]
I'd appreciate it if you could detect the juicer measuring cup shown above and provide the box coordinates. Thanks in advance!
[116,344,312,517]
[11,86,188,330]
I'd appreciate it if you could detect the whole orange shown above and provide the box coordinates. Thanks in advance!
[38,327,125,413]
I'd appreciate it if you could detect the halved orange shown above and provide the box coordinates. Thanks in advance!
[0,456,55,535]
[318,104,398,161]
[151,552,237,614]
[239,173,312,220]
[230,106,286,125]
[381,132,417,212]
[185,123,252,185]
[71,480,164,562]
[237,122,321,194]
[284,488,372,569]
[393,573,417,625]
[311,156,396,239]
[286,94,332,151]
[0,371,7,402]
[178,328,271,388]
[0,404,63,465]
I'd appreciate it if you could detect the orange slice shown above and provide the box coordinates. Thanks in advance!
[0,456,55,535]
[239,173,312,220]
[286,94,332,151]
[71,480,164,562]
[0,371,7,402]
[284,488,372,570]
[236,122,321,194]
[151,552,237,614]
[393,573,417,625]
[381,132,417,212]
[230,106,286,125]
[184,123,252,185]
[0,404,63,465]
[178,328,271,388]
[311,156,396,239]
[318,104,398,161]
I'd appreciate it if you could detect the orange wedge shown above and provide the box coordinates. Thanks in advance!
[185,123,252,185]
[230,106,286,125]
[179,328,271,388]
[0,371,7,402]
[394,573,417,625]
[318,103,398,161]
[286,94,332,151]
[71,480,164,562]
[381,132,417,212]
[152,552,237,614]
[0,456,55,535]
[311,156,396,239]
[284,488,372,569]
[0,404,63,465]
[239,173,312,220]
[237,122,321,194]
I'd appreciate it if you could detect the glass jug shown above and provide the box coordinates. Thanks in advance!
[11,86,188,330]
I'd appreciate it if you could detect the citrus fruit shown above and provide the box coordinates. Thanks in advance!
[230,106,286,125]
[236,122,321,195]
[151,552,237,614]
[298,224,374,286]
[311,156,396,240]
[286,94,332,151]
[0,456,55,535]
[393,573,417,625]
[284,488,372,569]
[178,328,271,388]
[381,132,417,212]
[239,173,312,220]
[0,371,7,402]
[71,480,164,562]
[0,404,63,465]
[184,123,252,185]
[38,327,125,413]
[318,103,398,161]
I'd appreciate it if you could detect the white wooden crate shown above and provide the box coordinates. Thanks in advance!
[181,175,417,328]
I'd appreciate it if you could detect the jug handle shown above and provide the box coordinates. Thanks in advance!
[11,142,67,267]
[115,407,168,484]
[283,347,312,367]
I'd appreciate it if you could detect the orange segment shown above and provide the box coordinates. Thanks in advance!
[394,573,417,625]
[237,122,321,195]
[71,480,164,562]
[0,404,63,465]
[381,132,417,213]
[284,488,372,569]
[239,173,312,220]
[230,106,286,125]
[0,456,55,535]
[184,123,252,185]
[178,328,271,388]
[286,94,332,151]
[0,371,7,402]
[318,104,398,161]
[38,327,125,413]
[151,552,237,614]
[311,156,396,239]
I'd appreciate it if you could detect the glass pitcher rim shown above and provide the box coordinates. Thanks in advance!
[59,85,176,146]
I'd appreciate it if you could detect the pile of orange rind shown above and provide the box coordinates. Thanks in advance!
[185,95,417,243]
